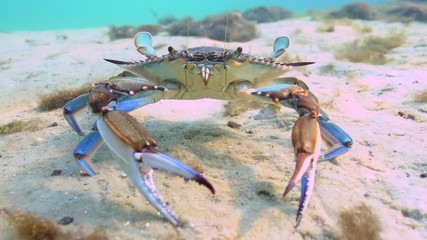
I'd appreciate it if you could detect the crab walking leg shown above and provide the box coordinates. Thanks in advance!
[317,116,353,160]
[97,110,214,225]
[64,94,89,136]
[116,97,157,112]
[283,115,321,227]
[73,131,103,176]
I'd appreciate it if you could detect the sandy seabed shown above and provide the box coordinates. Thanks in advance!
[0,19,426,239]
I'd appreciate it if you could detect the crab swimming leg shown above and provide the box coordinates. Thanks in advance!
[97,110,214,226]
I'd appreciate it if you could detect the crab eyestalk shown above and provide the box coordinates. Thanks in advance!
[270,36,290,59]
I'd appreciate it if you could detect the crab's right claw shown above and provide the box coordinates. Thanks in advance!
[134,32,157,57]
[64,94,89,136]
[96,110,214,226]
[283,113,321,228]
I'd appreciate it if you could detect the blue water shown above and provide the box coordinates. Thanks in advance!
[0,0,389,31]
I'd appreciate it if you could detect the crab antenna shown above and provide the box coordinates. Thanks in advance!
[223,14,229,56]
[186,17,190,56]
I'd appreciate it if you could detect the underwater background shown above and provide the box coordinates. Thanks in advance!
[1,0,389,31]
[1,0,426,239]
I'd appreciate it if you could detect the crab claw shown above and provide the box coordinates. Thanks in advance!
[96,110,214,226]
[283,114,321,227]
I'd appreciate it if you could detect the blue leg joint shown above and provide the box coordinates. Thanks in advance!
[317,116,352,160]
[73,131,103,176]
[64,94,88,136]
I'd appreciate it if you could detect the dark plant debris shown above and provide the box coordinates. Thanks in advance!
[51,169,63,176]
[334,33,405,65]
[38,85,91,111]
[0,118,44,135]
[242,6,293,23]
[338,203,382,240]
[227,121,242,129]
[1,208,107,240]
[57,216,73,225]
[413,88,427,103]
[168,12,257,42]
[327,1,427,23]
[383,2,427,23]
[329,2,378,20]
[398,111,416,120]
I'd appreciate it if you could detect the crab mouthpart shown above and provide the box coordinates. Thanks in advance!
[201,66,210,86]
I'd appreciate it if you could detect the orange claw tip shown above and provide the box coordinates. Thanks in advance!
[282,181,296,198]
[273,98,280,103]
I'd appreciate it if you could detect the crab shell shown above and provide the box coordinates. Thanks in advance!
[105,36,313,101]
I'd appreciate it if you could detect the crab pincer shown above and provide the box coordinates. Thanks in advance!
[284,111,321,227]
[96,110,214,226]
[251,85,321,227]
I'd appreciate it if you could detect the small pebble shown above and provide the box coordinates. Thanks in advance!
[51,169,62,176]
[57,216,73,225]
[420,173,427,178]
[48,122,58,127]
[227,121,242,129]
[398,111,415,120]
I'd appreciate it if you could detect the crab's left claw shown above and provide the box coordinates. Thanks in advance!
[283,114,321,227]
[96,110,214,226]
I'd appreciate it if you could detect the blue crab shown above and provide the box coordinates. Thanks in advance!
[64,32,352,227]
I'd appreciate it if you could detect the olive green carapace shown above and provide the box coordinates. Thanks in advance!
[103,111,158,152]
